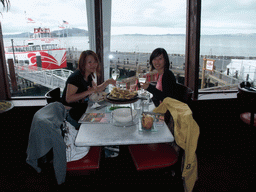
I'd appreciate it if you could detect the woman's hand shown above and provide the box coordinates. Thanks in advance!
[107,78,116,86]
[141,82,150,90]
[87,86,97,95]
[66,84,96,103]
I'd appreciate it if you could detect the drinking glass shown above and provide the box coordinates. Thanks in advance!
[111,68,120,80]
[138,73,146,93]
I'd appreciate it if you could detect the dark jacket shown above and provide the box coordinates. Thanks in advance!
[147,69,177,106]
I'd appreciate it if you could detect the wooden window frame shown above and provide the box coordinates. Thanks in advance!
[0,0,208,101]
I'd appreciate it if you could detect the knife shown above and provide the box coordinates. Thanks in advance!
[95,104,107,110]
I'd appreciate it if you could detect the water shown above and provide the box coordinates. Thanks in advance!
[3,34,256,57]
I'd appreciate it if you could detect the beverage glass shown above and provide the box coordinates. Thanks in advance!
[133,100,142,115]
[138,73,146,93]
[111,68,120,80]
[142,101,150,112]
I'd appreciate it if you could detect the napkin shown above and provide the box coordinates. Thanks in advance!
[91,102,101,109]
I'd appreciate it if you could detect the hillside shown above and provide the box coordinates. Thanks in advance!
[3,28,88,38]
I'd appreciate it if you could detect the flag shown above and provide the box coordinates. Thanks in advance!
[59,25,65,29]
[27,18,35,23]
[63,20,69,25]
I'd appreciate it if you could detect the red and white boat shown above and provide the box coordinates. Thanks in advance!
[4,27,67,70]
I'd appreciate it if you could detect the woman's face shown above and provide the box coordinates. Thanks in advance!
[85,55,98,74]
[152,54,165,72]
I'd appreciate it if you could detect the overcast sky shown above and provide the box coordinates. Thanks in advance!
[1,0,255,35]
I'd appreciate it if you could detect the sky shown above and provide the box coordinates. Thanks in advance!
[0,0,255,35]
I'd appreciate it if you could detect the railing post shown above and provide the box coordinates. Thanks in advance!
[8,59,18,92]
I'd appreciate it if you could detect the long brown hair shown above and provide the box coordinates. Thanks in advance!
[78,50,101,78]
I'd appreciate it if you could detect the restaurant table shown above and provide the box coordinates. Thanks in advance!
[75,100,174,147]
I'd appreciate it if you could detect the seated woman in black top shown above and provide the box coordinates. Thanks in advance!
[62,50,116,129]
[141,48,177,106]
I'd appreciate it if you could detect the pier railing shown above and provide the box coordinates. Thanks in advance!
[14,50,253,94]
[15,65,73,92]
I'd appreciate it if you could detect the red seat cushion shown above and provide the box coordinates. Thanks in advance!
[240,112,256,126]
[67,146,101,174]
[128,144,178,171]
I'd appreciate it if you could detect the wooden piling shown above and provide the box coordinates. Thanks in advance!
[201,57,207,89]
[7,59,18,92]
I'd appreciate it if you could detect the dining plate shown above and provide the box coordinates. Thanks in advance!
[89,92,107,102]
[137,90,153,99]
[106,93,138,102]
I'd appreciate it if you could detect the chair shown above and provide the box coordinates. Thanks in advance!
[175,83,193,104]
[128,84,192,175]
[128,143,178,171]
[45,87,61,103]
[238,82,256,127]
[128,110,179,174]
[66,146,102,176]
[128,110,180,174]
[34,100,102,182]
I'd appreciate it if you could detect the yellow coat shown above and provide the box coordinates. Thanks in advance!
[153,97,199,192]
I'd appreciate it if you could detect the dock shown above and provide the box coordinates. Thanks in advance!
[10,50,243,95]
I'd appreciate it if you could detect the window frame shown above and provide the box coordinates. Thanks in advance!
[0,0,238,101]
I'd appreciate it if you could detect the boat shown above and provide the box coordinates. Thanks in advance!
[4,27,67,70]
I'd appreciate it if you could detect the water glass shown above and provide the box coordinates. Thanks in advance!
[133,100,142,114]
[142,101,150,112]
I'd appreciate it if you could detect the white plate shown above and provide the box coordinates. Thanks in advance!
[89,92,107,102]
[138,90,153,99]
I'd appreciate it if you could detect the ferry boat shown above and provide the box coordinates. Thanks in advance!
[4,27,67,70]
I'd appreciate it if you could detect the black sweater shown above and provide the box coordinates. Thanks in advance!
[146,69,177,106]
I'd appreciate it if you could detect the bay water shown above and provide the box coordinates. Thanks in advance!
[3,34,256,57]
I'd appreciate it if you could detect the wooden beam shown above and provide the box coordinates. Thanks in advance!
[0,23,11,100]
[94,0,104,85]
[185,0,201,100]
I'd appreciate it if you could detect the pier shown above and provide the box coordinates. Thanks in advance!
[9,50,252,95]
[66,49,242,88]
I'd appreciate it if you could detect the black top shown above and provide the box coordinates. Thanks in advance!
[146,69,177,106]
[61,70,93,121]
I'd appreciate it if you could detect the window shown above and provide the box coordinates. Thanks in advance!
[2,0,255,101]
[199,0,256,92]
[110,0,186,84]
[1,0,89,97]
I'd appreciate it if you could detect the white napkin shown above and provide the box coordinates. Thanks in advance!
[91,102,101,109]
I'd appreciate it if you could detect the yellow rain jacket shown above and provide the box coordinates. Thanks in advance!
[153,97,199,192]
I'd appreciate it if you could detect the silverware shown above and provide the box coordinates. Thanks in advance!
[95,105,107,110]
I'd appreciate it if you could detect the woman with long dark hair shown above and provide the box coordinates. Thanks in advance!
[62,50,116,128]
[141,48,177,106]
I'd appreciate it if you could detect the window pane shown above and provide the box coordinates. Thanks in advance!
[2,0,89,97]
[110,0,186,84]
[200,0,256,91]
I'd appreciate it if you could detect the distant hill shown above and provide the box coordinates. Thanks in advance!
[3,32,33,38]
[51,28,88,37]
[3,28,88,38]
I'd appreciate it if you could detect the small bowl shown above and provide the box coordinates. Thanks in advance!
[112,108,137,123]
